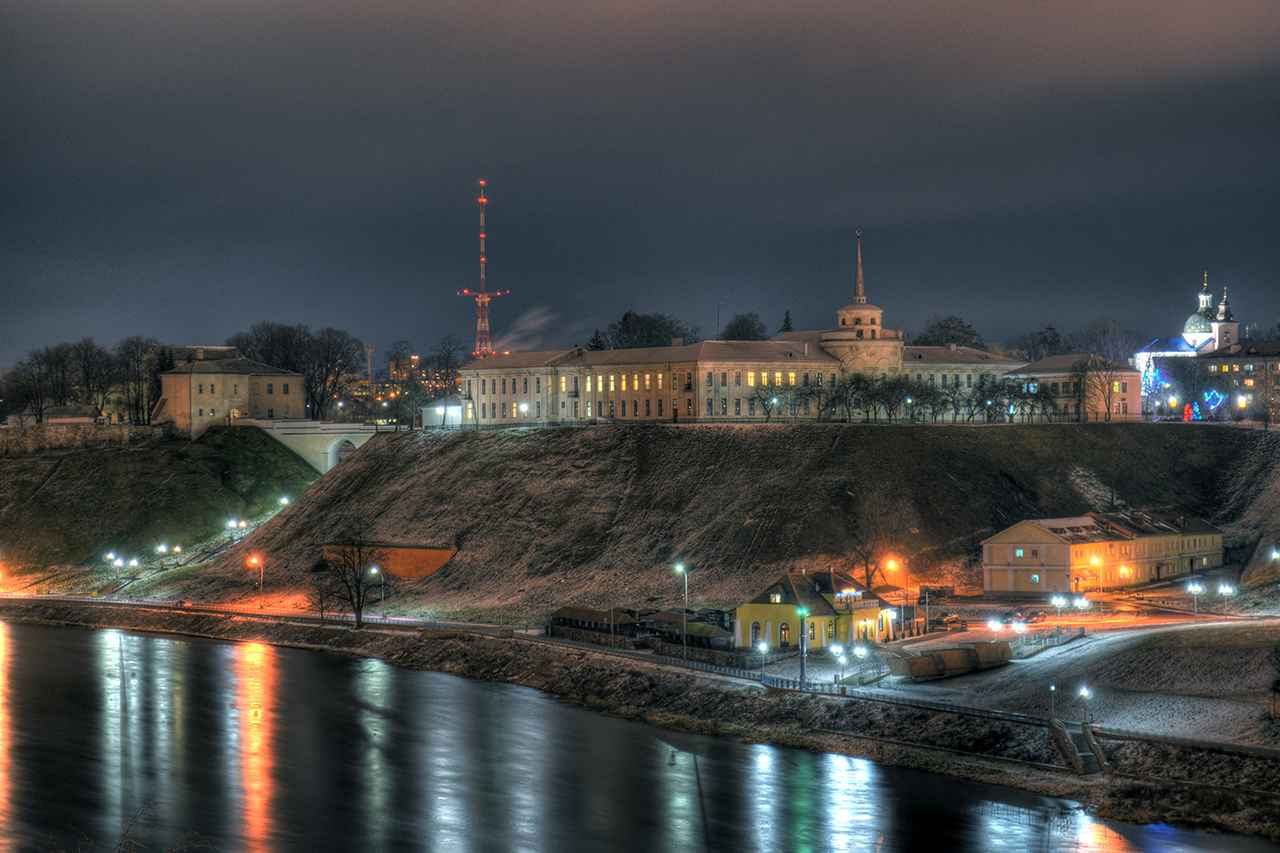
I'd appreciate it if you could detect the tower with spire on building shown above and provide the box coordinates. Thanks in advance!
[818,231,905,371]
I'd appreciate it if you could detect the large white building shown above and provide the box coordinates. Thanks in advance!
[457,243,1026,427]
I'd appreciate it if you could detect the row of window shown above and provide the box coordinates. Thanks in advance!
[195,382,289,395]
[1209,363,1279,373]
[196,407,283,418]
[471,370,849,398]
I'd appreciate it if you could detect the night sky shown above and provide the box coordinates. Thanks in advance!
[3,1,1278,370]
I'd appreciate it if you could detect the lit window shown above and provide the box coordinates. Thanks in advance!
[560,376,567,393]
[609,375,616,392]
[1031,574,1040,584]
[788,372,796,386]
[645,374,651,391]
[621,375,627,391]
[769,593,782,604]
[657,373,663,390]
[1015,548,1024,558]
[774,372,782,386]
[747,371,756,387]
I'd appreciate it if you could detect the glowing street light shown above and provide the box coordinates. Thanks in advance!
[279,497,289,506]
[371,566,384,602]
[249,555,264,608]
[1218,583,1235,620]
[1051,595,1067,626]
[1080,686,1093,724]
[674,563,690,660]
[1050,683,1056,718]
[1188,582,1204,622]
[796,606,809,687]
[987,619,1002,642]
[1074,597,1091,619]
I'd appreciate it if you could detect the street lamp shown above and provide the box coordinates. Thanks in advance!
[987,619,1002,643]
[674,563,689,660]
[1050,684,1056,718]
[1051,595,1067,626]
[1080,686,1092,724]
[1188,582,1204,622]
[797,606,809,687]
[249,555,264,608]
[279,497,289,506]
[1218,583,1234,620]
[853,644,867,683]
[1074,597,1091,620]
[371,566,384,602]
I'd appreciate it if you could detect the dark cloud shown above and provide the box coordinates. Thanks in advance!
[2,1,1278,370]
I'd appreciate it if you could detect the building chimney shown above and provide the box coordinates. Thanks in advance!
[671,338,683,347]
[949,343,957,352]
[196,347,204,360]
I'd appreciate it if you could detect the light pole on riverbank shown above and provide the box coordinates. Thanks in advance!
[249,555,263,608]
[1188,582,1204,622]
[797,607,809,687]
[371,566,384,602]
[675,563,689,659]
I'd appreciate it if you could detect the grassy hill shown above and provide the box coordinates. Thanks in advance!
[0,427,317,570]
[179,422,1280,621]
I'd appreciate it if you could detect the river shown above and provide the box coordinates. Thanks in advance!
[0,622,1272,852]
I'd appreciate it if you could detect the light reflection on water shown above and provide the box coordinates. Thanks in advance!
[0,623,1272,853]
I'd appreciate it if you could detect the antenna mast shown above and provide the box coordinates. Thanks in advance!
[458,179,508,356]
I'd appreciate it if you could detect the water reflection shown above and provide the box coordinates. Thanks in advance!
[0,623,1271,853]
[234,642,276,852]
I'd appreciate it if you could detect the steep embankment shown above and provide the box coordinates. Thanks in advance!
[0,427,317,569]
[185,422,1277,620]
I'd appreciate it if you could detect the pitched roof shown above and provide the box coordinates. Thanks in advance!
[1200,340,1280,359]
[745,570,883,615]
[45,405,102,420]
[461,339,841,371]
[902,346,1026,367]
[1003,354,1136,375]
[550,606,639,626]
[162,357,301,377]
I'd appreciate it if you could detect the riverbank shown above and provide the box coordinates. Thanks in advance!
[6,599,1278,841]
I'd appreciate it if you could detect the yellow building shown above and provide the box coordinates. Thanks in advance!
[1003,354,1142,422]
[152,347,306,438]
[734,570,900,650]
[982,511,1223,597]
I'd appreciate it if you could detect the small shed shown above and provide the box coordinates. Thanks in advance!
[45,405,105,424]
[550,606,641,636]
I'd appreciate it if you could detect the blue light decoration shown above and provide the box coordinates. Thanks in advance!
[1203,389,1226,411]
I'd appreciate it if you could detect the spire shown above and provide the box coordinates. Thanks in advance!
[854,230,866,305]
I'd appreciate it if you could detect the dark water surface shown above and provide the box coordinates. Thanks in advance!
[0,622,1272,852]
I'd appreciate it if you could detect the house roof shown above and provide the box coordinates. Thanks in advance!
[745,570,883,616]
[550,606,639,626]
[162,357,301,377]
[460,338,842,372]
[1199,340,1280,359]
[1003,354,1136,376]
[985,511,1219,545]
[45,405,102,420]
[902,346,1026,367]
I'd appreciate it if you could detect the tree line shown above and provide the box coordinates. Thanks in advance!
[0,323,470,427]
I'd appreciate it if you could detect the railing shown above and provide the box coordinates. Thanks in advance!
[1009,625,1084,652]
[1095,726,1280,760]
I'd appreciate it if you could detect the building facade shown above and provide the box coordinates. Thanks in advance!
[1199,340,1280,423]
[982,511,1223,597]
[1003,354,1142,422]
[734,570,901,650]
[152,347,306,438]
[457,242,1028,427]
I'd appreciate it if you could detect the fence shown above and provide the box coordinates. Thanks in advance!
[1095,726,1280,760]
[1009,625,1084,654]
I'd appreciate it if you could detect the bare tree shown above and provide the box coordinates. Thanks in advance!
[722,311,767,341]
[846,489,919,592]
[1073,354,1125,421]
[323,522,389,629]
[305,327,363,420]
[306,567,344,625]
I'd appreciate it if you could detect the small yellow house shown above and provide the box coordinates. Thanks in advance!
[734,570,899,651]
[982,511,1223,596]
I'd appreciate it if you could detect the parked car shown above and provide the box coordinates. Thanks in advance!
[1024,609,1047,623]
[1000,610,1024,624]
[939,613,960,624]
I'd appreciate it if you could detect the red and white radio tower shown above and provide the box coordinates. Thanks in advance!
[458,180,508,356]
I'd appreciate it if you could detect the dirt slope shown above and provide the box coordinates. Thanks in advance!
[188,422,1274,620]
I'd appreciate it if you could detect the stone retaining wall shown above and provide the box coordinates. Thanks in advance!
[0,422,173,456]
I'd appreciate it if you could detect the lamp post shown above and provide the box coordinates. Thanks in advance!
[1051,595,1066,627]
[1218,584,1235,620]
[371,566,384,602]
[832,645,844,683]
[1050,684,1056,719]
[797,606,809,687]
[758,641,769,673]
[1188,582,1204,622]
[674,563,688,659]
[249,555,263,608]
[1080,687,1092,724]
[1074,596,1091,621]
[987,619,1002,643]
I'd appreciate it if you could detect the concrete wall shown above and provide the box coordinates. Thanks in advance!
[0,422,172,457]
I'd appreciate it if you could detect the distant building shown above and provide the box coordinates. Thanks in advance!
[734,570,903,650]
[1198,340,1280,423]
[151,347,306,438]
[44,405,104,424]
[1135,275,1240,407]
[982,511,1223,597]
[1003,354,1142,422]
[457,240,1027,427]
